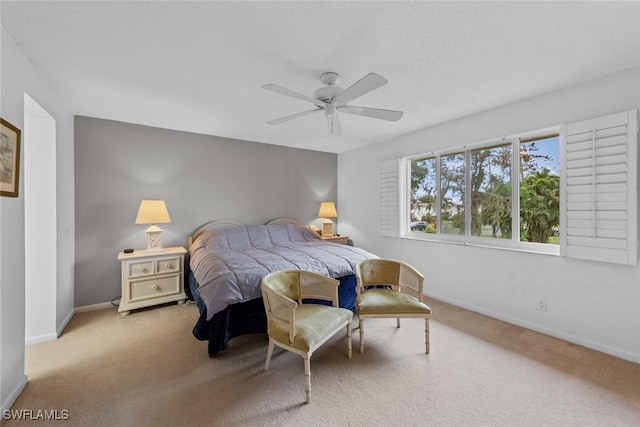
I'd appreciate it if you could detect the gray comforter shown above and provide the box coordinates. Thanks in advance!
[189,223,376,320]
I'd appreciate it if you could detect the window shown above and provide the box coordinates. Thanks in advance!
[440,152,465,235]
[410,157,436,233]
[519,136,560,244]
[407,130,561,254]
[381,109,637,264]
[471,143,512,240]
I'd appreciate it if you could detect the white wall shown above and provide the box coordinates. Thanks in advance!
[338,66,640,363]
[24,94,57,344]
[0,27,75,411]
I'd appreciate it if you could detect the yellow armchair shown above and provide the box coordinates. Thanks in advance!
[355,259,432,354]
[261,269,353,403]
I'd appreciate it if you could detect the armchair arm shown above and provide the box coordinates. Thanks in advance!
[398,261,425,301]
[298,271,340,307]
[261,284,298,342]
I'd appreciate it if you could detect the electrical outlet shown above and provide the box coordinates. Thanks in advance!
[538,298,547,312]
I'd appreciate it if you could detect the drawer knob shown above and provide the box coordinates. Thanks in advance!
[152,285,159,290]
[165,263,171,268]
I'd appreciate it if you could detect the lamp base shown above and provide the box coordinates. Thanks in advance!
[321,220,334,237]
[145,225,164,253]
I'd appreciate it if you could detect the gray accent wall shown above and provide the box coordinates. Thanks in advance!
[74,117,337,307]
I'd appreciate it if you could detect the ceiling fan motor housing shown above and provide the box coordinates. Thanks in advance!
[313,72,343,103]
[313,86,343,103]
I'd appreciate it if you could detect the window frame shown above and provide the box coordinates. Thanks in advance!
[403,126,561,256]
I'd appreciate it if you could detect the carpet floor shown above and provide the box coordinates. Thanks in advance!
[6,298,640,426]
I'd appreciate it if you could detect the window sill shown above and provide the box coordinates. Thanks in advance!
[402,232,560,256]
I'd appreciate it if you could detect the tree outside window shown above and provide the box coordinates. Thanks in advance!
[471,143,512,239]
[519,136,560,244]
[410,157,437,233]
[440,152,465,235]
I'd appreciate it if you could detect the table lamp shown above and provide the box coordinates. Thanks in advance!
[318,201,338,237]
[135,199,171,252]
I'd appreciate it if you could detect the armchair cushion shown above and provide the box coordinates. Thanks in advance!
[358,289,432,316]
[268,305,353,352]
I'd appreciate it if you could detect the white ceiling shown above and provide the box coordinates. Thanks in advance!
[2,1,640,153]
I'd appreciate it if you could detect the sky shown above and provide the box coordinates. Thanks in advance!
[523,136,560,176]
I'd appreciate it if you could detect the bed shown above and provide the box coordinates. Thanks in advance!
[187,218,377,356]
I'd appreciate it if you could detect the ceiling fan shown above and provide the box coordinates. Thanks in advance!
[261,72,403,135]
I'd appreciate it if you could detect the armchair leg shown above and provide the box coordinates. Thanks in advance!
[265,339,275,370]
[304,356,311,404]
[359,318,365,354]
[397,318,401,328]
[347,323,352,359]
[425,318,430,354]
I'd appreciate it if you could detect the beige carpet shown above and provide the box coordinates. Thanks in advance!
[6,298,640,426]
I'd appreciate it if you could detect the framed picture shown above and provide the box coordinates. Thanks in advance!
[1,118,22,197]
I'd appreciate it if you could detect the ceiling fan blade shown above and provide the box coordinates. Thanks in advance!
[266,108,323,125]
[337,105,403,122]
[262,84,325,106]
[332,72,388,105]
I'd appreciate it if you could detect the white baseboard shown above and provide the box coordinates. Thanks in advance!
[25,332,57,346]
[57,308,74,336]
[425,291,640,365]
[74,301,115,313]
[24,308,76,346]
[1,374,28,413]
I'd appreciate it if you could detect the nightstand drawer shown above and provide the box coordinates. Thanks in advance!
[156,257,181,274]
[129,275,181,302]
[128,260,154,278]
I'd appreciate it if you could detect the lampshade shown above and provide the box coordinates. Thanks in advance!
[135,200,171,225]
[318,202,338,218]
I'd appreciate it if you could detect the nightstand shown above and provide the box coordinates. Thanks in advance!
[321,235,349,245]
[117,246,187,316]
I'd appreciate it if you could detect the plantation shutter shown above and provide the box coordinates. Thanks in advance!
[379,159,400,237]
[561,110,638,265]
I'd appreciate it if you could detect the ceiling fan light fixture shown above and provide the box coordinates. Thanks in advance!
[325,104,336,118]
